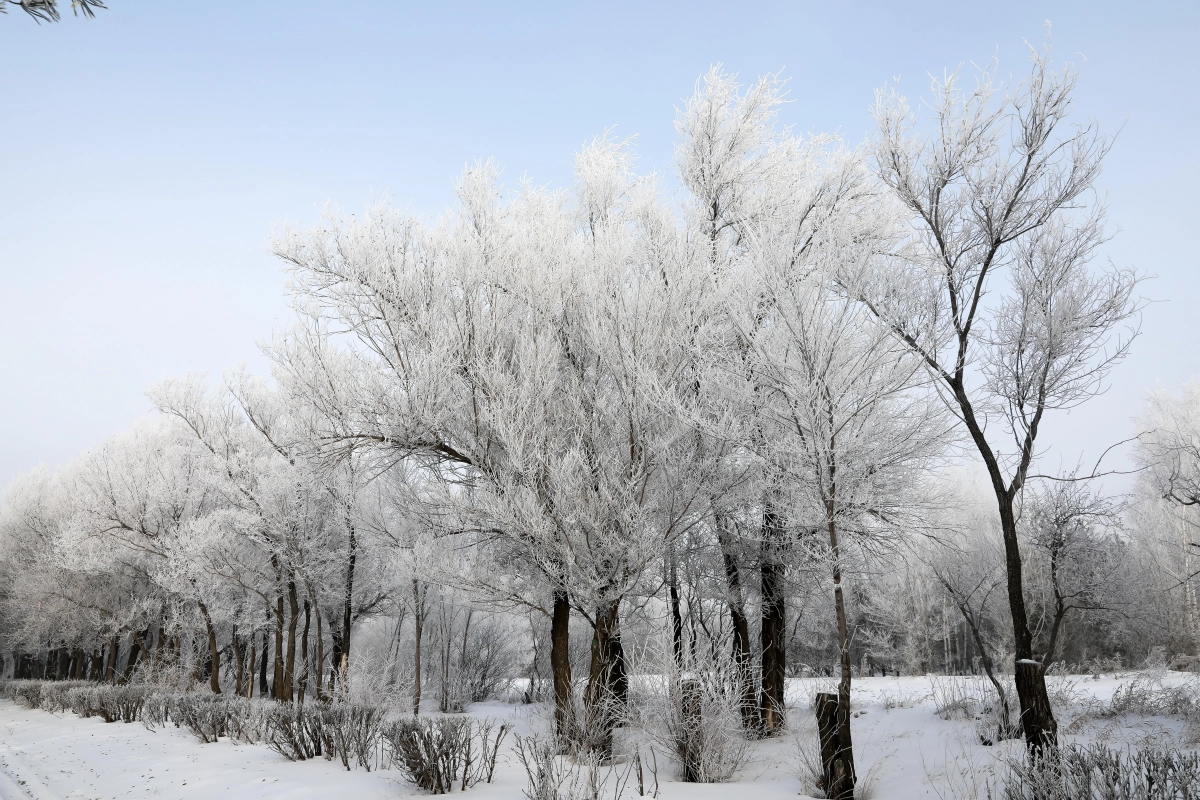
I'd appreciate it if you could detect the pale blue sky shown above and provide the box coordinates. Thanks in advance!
[1,0,1197,490]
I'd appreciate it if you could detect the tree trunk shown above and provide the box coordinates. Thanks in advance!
[122,631,145,683]
[826,514,856,800]
[550,586,573,742]
[816,693,854,800]
[584,598,624,756]
[298,599,311,705]
[105,635,118,683]
[998,502,1058,755]
[258,629,268,697]
[759,505,787,736]
[198,599,222,694]
[285,577,299,702]
[88,648,102,681]
[313,598,325,701]
[340,506,357,684]
[273,594,285,701]
[232,626,244,697]
[718,515,760,733]
[412,578,424,715]
[668,544,684,668]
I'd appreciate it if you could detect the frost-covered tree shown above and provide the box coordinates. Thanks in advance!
[858,41,1141,754]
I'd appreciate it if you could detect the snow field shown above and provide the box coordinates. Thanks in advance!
[1,674,1197,800]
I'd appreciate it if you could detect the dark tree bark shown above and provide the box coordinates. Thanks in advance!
[759,505,787,736]
[313,595,325,701]
[826,514,857,799]
[550,586,573,741]
[105,635,117,683]
[717,515,760,733]
[197,599,222,694]
[298,599,311,704]
[122,631,146,683]
[668,545,684,668]
[284,577,300,702]
[412,578,425,714]
[816,693,854,800]
[272,593,285,700]
[258,629,269,697]
[340,506,357,684]
[584,598,625,756]
[88,648,102,681]
[232,626,244,697]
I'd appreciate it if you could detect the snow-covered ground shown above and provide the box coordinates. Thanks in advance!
[0,674,1195,800]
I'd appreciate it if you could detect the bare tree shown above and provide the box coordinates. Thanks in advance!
[858,40,1140,754]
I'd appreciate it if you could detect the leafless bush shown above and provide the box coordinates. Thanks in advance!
[263,702,325,761]
[37,680,90,712]
[1103,674,1200,743]
[513,734,656,800]
[631,640,751,783]
[878,687,921,710]
[166,694,240,744]
[999,744,1200,800]
[382,715,507,793]
[4,679,47,708]
[928,675,986,720]
[75,684,148,723]
[324,703,386,771]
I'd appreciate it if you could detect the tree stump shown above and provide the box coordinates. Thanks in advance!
[815,692,854,800]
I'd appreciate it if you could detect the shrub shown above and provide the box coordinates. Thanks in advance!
[263,702,324,762]
[998,743,1200,800]
[9,680,47,709]
[170,694,236,744]
[634,655,751,783]
[324,703,386,771]
[382,716,507,793]
[96,685,148,723]
[39,681,90,713]
[513,734,655,800]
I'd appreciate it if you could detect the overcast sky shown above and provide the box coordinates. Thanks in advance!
[1,0,1196,493]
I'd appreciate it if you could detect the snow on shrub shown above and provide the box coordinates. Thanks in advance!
[1000,743,1200,800]
[382,715,507,793]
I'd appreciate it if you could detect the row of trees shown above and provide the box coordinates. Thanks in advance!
[4,42,1192,798]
